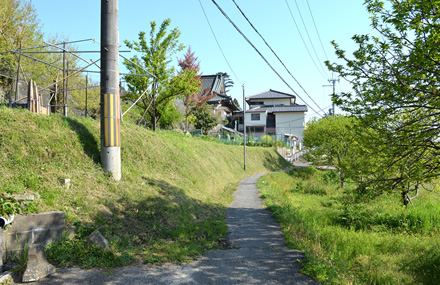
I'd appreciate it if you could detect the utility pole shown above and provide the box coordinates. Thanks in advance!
[243,84,246,170]
[101,0,121,181]
[15,42,22,105]
[323,77,339,116]
[63,42,67,116]
[85,74,88,118]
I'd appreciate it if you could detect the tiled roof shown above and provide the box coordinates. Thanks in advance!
[199,75,225,96]
[246,105,308,113]
[207,93,230,103]
[246,89,296,100]
[271,105,308,112]
[246,107,269,113]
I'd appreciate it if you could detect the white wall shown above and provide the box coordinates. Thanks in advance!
[275,112,306,142]
[262,98,291,106]
[248,98,292,108]
[245,112,267,126]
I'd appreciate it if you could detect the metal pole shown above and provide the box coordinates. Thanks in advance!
[63,42,66,116]
[332,79,335,116]
[101,0,121,181]
[85,74,88,118]
[15,43,22,105]
[153,81,157,131]
[64,59,68,116]
[243,84,246,170]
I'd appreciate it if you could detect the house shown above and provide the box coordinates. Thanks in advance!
[199,74,240,121]
[234,89,307,144]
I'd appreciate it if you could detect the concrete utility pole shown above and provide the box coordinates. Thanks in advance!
[323,77,339,116]
[243,84,246,170]
[101,0,121,181]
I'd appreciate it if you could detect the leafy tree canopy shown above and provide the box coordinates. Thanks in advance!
[326,0,440,204]
[0,0,44,93]
[193,104,217,134]
[303,115,361,188]
[123,19,185,130]
[216,72,234,94]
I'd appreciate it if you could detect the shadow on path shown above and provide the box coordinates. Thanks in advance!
[36,174,318,284]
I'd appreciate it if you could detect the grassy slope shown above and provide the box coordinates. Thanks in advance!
[0,107,290,266]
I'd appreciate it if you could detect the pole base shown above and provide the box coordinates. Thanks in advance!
[101,146,121,181]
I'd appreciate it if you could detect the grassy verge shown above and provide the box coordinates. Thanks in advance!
[0,107,291,268]
[258,167,440,284]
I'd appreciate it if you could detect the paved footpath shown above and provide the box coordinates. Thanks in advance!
[35,174,318,285]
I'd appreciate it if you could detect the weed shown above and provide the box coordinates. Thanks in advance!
[10,243,29,274]
[258,168,440,284]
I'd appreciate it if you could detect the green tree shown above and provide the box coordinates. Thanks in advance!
[326,0,440,204]
[216,72,234,94]
[123,19,184,131]
[193,104,217,134]
[233,98,241,110]
[177,47,203,131]
[0,0,45,97]
[303,115,361,188]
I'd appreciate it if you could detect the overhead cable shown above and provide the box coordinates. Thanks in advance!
[306,0,329,61]
[211,0,323,117]
[284,0,326,80]
[231,0,325,115]
[293,0,329,77]
[198,0,242,85]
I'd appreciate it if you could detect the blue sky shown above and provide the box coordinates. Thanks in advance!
[32,0,373,120]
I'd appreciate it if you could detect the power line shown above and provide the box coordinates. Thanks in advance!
[306,0,329,61]
[277,104,332,125]
[210,0,323,117]
[231,0,325,115]
[284,0,326,80]
[198,0,242,85]
[292,0,328,78]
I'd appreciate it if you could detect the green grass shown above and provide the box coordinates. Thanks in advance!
[258,167,440,284]
[0,107,291,268]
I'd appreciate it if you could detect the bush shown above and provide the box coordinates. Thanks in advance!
[260,135,273,145]
[275,140,287,148]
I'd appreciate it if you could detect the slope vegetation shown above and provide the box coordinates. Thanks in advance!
[0,107,290,266]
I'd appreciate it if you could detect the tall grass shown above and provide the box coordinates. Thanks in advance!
[258,167,440,284]
[0,107,291,267]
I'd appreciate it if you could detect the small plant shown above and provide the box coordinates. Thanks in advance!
[0,195,22,217]
[10,243,29,275]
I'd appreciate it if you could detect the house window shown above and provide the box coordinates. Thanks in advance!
[246,126,265,133]
[249,101,264,107]
[251,114,260,121]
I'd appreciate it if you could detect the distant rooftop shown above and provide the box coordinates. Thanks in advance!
[245,105,307,113]
[246,89,296,100]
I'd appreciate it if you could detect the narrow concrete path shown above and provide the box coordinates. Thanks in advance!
[35,174,317,284]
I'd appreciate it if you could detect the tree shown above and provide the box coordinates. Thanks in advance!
[0,0,45,96]
[193,104,217,134]
[233,98,241,110]
[326,0,440,204]
[216,72,234,94]
[303,115,361,188]
[177,47,202,131]
[123,19,184,131]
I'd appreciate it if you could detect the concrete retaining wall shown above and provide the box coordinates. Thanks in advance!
[1,211,66,262]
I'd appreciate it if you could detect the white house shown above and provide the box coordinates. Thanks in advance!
[238,89,307,143]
